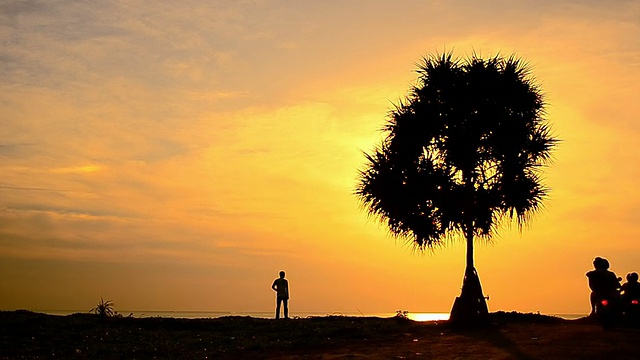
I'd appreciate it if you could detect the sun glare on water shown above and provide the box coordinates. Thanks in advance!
[407,313,450,322]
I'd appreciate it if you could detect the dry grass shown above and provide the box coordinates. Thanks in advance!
[1,310,639,359]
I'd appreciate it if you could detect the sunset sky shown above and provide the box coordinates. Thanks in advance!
[1,0,640,315]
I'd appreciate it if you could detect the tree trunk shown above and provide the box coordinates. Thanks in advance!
[466,226,474,270]
[449,227,490,327]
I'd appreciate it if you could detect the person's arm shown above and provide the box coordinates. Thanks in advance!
[272,280,277,291]
[586,272,595,291]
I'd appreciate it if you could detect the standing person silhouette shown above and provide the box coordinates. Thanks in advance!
[271,271,289,319]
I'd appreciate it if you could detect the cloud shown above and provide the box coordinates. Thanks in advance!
[0,200,263,266]
[0,143,38,157]
[0,185,56,192]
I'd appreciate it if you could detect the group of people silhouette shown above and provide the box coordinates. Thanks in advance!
[586,257,640,318]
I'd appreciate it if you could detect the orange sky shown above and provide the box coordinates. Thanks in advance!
[1,0,640,315]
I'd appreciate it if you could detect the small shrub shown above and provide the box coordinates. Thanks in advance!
[395,310,409,320]
[90,298,115,317]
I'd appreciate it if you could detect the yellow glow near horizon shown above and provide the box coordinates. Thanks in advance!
[407,313,451,322]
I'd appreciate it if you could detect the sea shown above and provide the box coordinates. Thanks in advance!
[30,310,587,322]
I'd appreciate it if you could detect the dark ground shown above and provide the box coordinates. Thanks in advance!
[1,310,639,359]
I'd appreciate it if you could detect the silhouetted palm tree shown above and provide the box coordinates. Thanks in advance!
[356,52,556,326]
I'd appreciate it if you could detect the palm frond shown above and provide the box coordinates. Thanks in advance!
[90,297,115,317]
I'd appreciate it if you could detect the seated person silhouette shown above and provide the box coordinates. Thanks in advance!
[586,257,621,316]
[621,272,640,302]
[271,271,289,319]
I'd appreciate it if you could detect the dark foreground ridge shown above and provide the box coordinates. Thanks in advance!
[1,310,639,359]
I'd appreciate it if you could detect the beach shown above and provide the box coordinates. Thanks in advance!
[2,310,640,359]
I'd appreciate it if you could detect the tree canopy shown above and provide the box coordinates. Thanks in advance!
[356,53,556,251]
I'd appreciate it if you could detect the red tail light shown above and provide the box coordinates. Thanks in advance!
[632,299,639,305]
[601,299,609,306]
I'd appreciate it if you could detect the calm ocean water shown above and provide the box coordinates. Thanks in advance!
[33,310,586,321]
